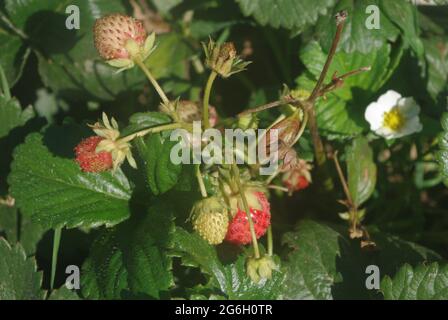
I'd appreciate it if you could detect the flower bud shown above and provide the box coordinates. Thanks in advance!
[282,158,312,194]
[202,39,251,78]
[246,256,279,283]
[178,100,218,127]
[265,114,301,160]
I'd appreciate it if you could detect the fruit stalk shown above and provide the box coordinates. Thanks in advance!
[203,71,218,130]
[135,58,170,105]
[231,164,260,258]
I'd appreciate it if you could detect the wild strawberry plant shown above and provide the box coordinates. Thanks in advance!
[0,0,448,300]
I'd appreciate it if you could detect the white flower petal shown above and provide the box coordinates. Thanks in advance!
[374,126,397,139]
[365,102,385,130]
[376,90,401,110]
[397,97,420,118]
[397,116,423,138]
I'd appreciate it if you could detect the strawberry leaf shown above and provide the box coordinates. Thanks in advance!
[346,136,377,207]
[8,132,133,229]
[171,227,284,299]
[0,95,34,139]
[81,203,174,299]
[436,113,448,186]
[315,0,400,54]
[298,41,396,138]
[281,220,441,300]
[0,238,45,300]
[236,0,335,31]
[0,205,46,255]
[134,133,183,195]
[381,262,448,300]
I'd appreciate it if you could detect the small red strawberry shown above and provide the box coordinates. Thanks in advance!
[225,190,271,245]
[94,13,146,60]
[282,159,312,194]
[74,136,113,172]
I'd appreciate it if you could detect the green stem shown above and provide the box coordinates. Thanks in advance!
[51,227,62,291]
[120,122,184,142]
[135,58,169,105]
[196,164,208,198]
[267,226,273,256]
[0,12,28,40]
[231,164,260,259]
[0,64,11,100]
[203,71,218,130]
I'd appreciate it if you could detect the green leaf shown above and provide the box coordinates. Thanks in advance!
[8,132,133,229]
[346,136,377,207]
[236,0,335,31]
[423,37,448,100]
[48,286,80,300]
[380,0,424,59]
[298,41,393,138]
[281,220,356,299]
[316,0,400,54]
[0,238,45,299]
[121,112,171,137]
[381,262,448,300]
[0,95,34,139]
[134,133,182,195]
[369,230,441,277]
[171,227,284,299]
[82,203,174,299]
[145,32,194,79]
[0,31,30,86]
[0,205,46,255]
[280,220,440,300]
[436,113,448,186]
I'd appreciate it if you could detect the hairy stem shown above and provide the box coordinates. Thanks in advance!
[196,164,208,198]
[120,122,184,142]
[305,11,347,188]
[0,65,11,100]
[238,97,305,117]
[203,71,218,129]
[232,164,260,258]
[267,226,273,256]
[332,151,353,207]
[135,58,169,105]
[308,11,347,102]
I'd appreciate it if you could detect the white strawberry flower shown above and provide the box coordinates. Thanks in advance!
[365,90,423,139]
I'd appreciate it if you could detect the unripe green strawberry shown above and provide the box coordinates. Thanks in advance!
[93,14,156,71]
[192,197,229,245]
[94,13,146,60]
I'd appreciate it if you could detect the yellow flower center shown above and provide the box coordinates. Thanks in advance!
[383,107,404,131]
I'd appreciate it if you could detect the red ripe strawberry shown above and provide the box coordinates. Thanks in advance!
[225,191,271,245]
[74,136,113,172]
[94,13,146,60]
